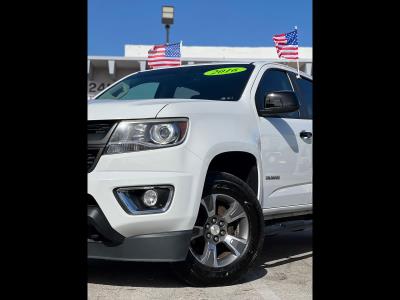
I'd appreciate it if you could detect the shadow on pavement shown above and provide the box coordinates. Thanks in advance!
[88,228,312,288]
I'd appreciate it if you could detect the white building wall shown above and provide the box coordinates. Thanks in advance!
[125,45,312,61]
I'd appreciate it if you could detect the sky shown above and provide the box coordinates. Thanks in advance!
[88,0,312,56]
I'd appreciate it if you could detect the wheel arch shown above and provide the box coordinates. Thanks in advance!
[202,148,263,204]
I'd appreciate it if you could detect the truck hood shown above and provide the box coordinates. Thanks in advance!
[88,98,206,120]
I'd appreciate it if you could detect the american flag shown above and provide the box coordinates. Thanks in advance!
[147,42,181,69]
[272,29,299,59]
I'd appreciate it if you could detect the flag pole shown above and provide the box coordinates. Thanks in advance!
[180,40,183,66]
[295,26,300,78]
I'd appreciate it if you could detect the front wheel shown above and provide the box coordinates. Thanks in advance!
[173,172,264,286]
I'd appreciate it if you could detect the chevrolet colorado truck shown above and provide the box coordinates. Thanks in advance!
[88,62,312,286]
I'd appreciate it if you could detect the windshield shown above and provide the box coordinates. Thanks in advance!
[95,64,255,101]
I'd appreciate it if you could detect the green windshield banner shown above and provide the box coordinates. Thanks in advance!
[204,67,247,76]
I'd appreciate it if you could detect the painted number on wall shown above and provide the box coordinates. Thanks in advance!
[88,82,112,93]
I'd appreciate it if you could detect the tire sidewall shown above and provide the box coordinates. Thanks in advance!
[177,172,264,286]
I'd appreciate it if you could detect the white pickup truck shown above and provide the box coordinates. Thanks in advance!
[88,62,312,286]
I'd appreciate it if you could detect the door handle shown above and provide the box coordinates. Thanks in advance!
[300,131,313,139]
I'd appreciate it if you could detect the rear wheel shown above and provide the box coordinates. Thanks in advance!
[173,172,264,286]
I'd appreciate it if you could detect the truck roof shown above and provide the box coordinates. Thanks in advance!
[138,61,312,80]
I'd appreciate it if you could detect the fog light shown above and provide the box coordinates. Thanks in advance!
[114,185,174,215]
[143,189,158,207]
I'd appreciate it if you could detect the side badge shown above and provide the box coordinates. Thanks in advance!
[266,176,280,180]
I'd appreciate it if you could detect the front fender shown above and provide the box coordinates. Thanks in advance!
[157,100,264,224]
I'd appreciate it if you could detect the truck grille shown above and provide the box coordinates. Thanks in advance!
[87,148,101,172]
[88,120,117,141]
[88,120,118,173]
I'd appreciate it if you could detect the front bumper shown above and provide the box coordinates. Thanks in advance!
[88,169,202,238]
[88,197,193,261]
[88,230,192,262]
[87,145,206,261]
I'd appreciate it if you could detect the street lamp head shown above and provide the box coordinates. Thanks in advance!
[162,5,174,25]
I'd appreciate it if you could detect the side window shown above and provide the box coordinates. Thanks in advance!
[255,69,299,118]
[295,77,313,119]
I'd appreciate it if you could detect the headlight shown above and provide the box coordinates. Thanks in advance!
[149,123,179,145]
[105,118,188,154]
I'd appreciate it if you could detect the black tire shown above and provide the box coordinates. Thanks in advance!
[173,171,264,286]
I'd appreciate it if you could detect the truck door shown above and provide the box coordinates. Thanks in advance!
[252,66,312,209]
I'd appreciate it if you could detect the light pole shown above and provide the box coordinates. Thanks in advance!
[162,6,174,44]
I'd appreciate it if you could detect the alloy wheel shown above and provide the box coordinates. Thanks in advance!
[189,194,250,268]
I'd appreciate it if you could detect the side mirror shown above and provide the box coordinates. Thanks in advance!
[259,91,300,116]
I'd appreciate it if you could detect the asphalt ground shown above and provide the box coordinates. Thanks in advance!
[88,228,312,300]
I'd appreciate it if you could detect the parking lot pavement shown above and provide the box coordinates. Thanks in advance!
[88,228,312,300]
